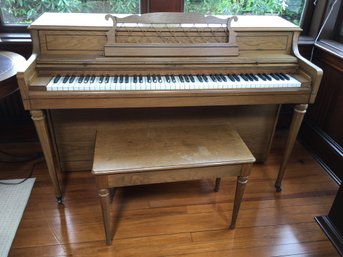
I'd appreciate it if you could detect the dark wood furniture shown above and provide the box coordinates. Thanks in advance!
[92,123,255,245]
[0,51,25,98]
[141,0,184,13]
[0,44,33,126]
[300,46,343,184]
[315,183,343,256]
[0,51,35,161]
[15,13,322,201]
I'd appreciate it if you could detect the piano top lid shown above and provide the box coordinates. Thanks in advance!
[29,12,302,32]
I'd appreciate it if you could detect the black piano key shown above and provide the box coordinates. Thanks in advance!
[202,75,208,82]
[98,75,104,83]
[215,75,222,82]
[241,74,249,82]
[157,75,162,83]
[68,75,75,83]
[165,75,170,83]
[263,73,272,81]
[246,74,254,81]
[147,75,151,83]
[119,75,124,83]
[138,75,143,83]
[276,73,285,80]
[133,76,137,83]
[241,74,248,81]
[179,75,184,83]
[152,75,157,83]
[78,76,84,83]
[105,75,110,83]
[184,75,190,83]
[171,75,176,83]
[84,75,90,83]
[250,74,259,81]
[124,76,129,83]
[189,75,195,83]
[210,75,217,82]
[270,73,280,80]
[257,74,266,81]
[233,74,240,81]
[90,75,96,83]
[53,75,61,83]
[113,76,118,83]
[220,75,227,82]
[197,75,203,82]
[279,73,290,80]
[62,75,70,83]
[228,75,235,82]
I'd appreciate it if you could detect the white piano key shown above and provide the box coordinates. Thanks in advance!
[45,73,302,91]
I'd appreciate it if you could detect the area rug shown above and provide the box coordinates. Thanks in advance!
[0,178,35,257]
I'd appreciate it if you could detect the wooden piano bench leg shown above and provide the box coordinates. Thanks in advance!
[98,188,113,245]
[214,178,221,192]
[229,163,252,229]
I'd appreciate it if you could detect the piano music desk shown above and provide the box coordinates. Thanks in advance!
[92,123,255,245]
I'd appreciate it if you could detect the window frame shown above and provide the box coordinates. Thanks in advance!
[0,0,340,47]
[333,3,343,43]
[0,6,29,34]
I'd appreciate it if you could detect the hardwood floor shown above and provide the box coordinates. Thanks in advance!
[0,132,340,257]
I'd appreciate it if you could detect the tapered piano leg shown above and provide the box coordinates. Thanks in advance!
[275,104,308,192]
[31,110,63,202]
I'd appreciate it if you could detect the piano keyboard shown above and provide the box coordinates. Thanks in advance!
[46,73,301,91]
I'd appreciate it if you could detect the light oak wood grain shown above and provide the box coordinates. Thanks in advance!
[50,106,279,171]
[92,123,254,244]
[0,132,339,256]
[15,12,322,201]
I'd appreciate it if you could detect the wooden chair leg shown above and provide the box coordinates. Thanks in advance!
[214,178,221,192]
[99,188,112,245]
[230,163,252,229]
[230,175,248,229]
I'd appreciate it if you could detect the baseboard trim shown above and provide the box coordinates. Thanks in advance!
[300,119,342,185]
[315,216,343,256]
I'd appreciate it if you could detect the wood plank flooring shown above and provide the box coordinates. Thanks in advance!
[0,132,340,257]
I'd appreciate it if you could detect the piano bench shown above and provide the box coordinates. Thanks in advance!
[92,123,255,245]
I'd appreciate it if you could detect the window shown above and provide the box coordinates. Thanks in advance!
[0,0,338,43]
[0,0,140,25]
[184,0,307,25]
[1,0,307,25]
[321,0,343,43]
[314,0,343,55]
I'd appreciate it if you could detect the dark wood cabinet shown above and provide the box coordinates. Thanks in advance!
[300,45,343,184]
[316,183,343,256]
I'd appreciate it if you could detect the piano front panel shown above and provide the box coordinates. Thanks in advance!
[50,106,280,171]
[37,29,293,57]
[40,31,106,55]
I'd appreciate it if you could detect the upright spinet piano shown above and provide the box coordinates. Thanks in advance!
[16,12,322,202]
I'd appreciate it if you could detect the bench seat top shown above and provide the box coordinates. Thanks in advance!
[92,124,255,175]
